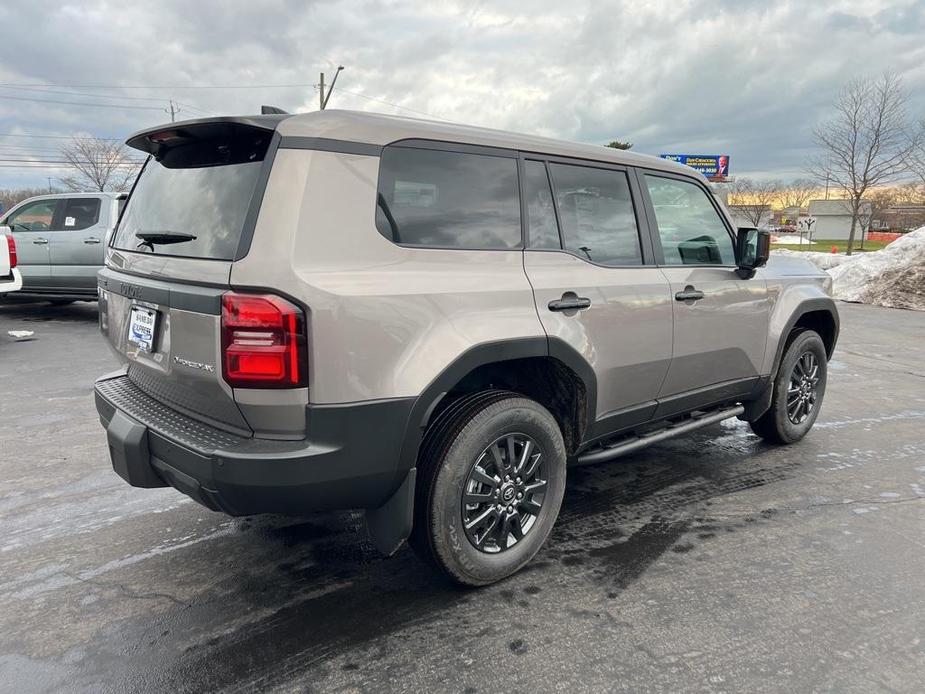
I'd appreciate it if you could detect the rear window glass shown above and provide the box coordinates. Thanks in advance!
[548,163,642,266]
[112,159,261,259]
[375,146,521,249]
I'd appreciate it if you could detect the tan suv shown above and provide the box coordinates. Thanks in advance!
[94,111,838,585]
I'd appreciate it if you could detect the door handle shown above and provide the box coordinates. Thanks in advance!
[548,295,592,312]
[84,237,101,244]
[33,238,48,245]
[675,286,704,302]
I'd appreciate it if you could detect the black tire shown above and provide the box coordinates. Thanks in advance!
[750,330,827,444]
[410,390,567,586]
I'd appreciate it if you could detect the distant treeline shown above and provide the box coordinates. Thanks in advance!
[0,188,58,214]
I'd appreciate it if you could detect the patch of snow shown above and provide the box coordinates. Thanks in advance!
[774,234,814,245]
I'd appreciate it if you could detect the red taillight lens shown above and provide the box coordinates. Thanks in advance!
[221,292,307,388]
[5,234,16,270]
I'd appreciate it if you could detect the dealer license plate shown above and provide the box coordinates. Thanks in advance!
[128,306,158,353]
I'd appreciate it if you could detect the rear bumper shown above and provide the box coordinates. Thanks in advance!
[94,370,415,516]
[0,268,22,294]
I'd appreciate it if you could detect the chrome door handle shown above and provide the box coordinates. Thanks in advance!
[675,285,704,302]
[84,237,101,244]
[33,238,48,245]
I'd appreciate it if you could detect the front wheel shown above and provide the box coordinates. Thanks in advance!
[410,391,567,586]
[750,330,828,444]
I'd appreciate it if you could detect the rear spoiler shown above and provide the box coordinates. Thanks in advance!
[125,115,290,160]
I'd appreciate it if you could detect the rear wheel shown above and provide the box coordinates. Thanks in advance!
[410,391,567,586]
[750,330,827,444]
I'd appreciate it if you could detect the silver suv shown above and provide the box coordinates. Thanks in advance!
[94,111,838,585]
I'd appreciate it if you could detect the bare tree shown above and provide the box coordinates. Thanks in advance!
[778,178,817,211]
[809,73,920,254]
[728,177,780,227]
[57,136,141,192]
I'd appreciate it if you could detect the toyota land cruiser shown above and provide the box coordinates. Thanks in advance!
[94,111,838,585]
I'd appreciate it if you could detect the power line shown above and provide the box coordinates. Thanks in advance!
[331,87,448,121]
[0,93,163,110]
[0,85,176,102]
[0,81,314,90]
[0,133,120,141]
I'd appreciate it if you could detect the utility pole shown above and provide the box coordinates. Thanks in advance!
[165,100,180,122]
[47,177,53,194]
[318,66,344,110]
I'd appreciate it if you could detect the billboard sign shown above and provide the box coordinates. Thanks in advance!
[659,154,730,179]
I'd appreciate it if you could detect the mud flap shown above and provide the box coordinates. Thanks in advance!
[107,410,166,488]
[365,468,416,555]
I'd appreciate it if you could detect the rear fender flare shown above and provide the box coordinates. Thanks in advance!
[395,336,596,477]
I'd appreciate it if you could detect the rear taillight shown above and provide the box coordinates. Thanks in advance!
[221,292,307,388]
[5,234,15,269]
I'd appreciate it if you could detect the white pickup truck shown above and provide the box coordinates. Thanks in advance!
[0,225,22,296]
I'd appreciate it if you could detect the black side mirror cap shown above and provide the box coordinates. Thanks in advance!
[735,227,771,279]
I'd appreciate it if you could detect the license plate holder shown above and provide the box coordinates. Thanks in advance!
[128,305,158,353]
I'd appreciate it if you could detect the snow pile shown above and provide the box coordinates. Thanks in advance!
[841,228,925,310]
[772,227,925,310]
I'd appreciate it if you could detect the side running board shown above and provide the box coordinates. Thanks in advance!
[575,405,745,467]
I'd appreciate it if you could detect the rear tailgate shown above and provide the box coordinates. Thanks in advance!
[98,265,249,433]
[99,117,285,435]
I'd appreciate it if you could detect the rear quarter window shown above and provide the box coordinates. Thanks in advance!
[375,146,521,249]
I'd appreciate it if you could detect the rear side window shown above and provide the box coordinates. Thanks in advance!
[376,146,521,249]
[548,163,642,266]
[60,198,101,231]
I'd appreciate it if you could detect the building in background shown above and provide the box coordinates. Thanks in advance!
[806,199,872,240]
[871,203,925,232]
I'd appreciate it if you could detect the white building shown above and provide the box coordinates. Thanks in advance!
[806,199,872,240]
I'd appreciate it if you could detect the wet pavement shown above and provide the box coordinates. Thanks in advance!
[1,300,924,693]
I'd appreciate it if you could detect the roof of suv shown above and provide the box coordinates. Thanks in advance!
[275,109,696,178]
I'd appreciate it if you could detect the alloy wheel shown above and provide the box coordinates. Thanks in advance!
[787,351,820,424]
[461,433,547,553]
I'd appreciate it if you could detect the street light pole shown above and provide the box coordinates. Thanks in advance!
[320,66,344,110]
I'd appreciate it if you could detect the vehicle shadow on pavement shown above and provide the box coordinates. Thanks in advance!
[0,301,99,323]
[106,423,796,692]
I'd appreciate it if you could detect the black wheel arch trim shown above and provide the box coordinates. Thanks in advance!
[772,297,840,378]
[743,297,838,422]
[396,336,597,477]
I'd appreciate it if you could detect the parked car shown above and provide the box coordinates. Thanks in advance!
[0,192,126,303]
[93,111,838,585]
[0,228,21,296]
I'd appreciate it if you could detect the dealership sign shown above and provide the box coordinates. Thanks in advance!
[659,154,730,179]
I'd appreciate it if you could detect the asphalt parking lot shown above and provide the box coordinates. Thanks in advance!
[1,300,924,693]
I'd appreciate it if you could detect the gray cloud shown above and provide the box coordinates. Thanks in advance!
[0,0,923,189]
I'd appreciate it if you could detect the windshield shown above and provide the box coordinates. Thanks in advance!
[112,158,262,260]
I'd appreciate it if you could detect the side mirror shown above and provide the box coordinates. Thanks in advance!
[735,227,770,279]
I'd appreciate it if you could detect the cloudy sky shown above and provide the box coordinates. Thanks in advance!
[0,0,923,190]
